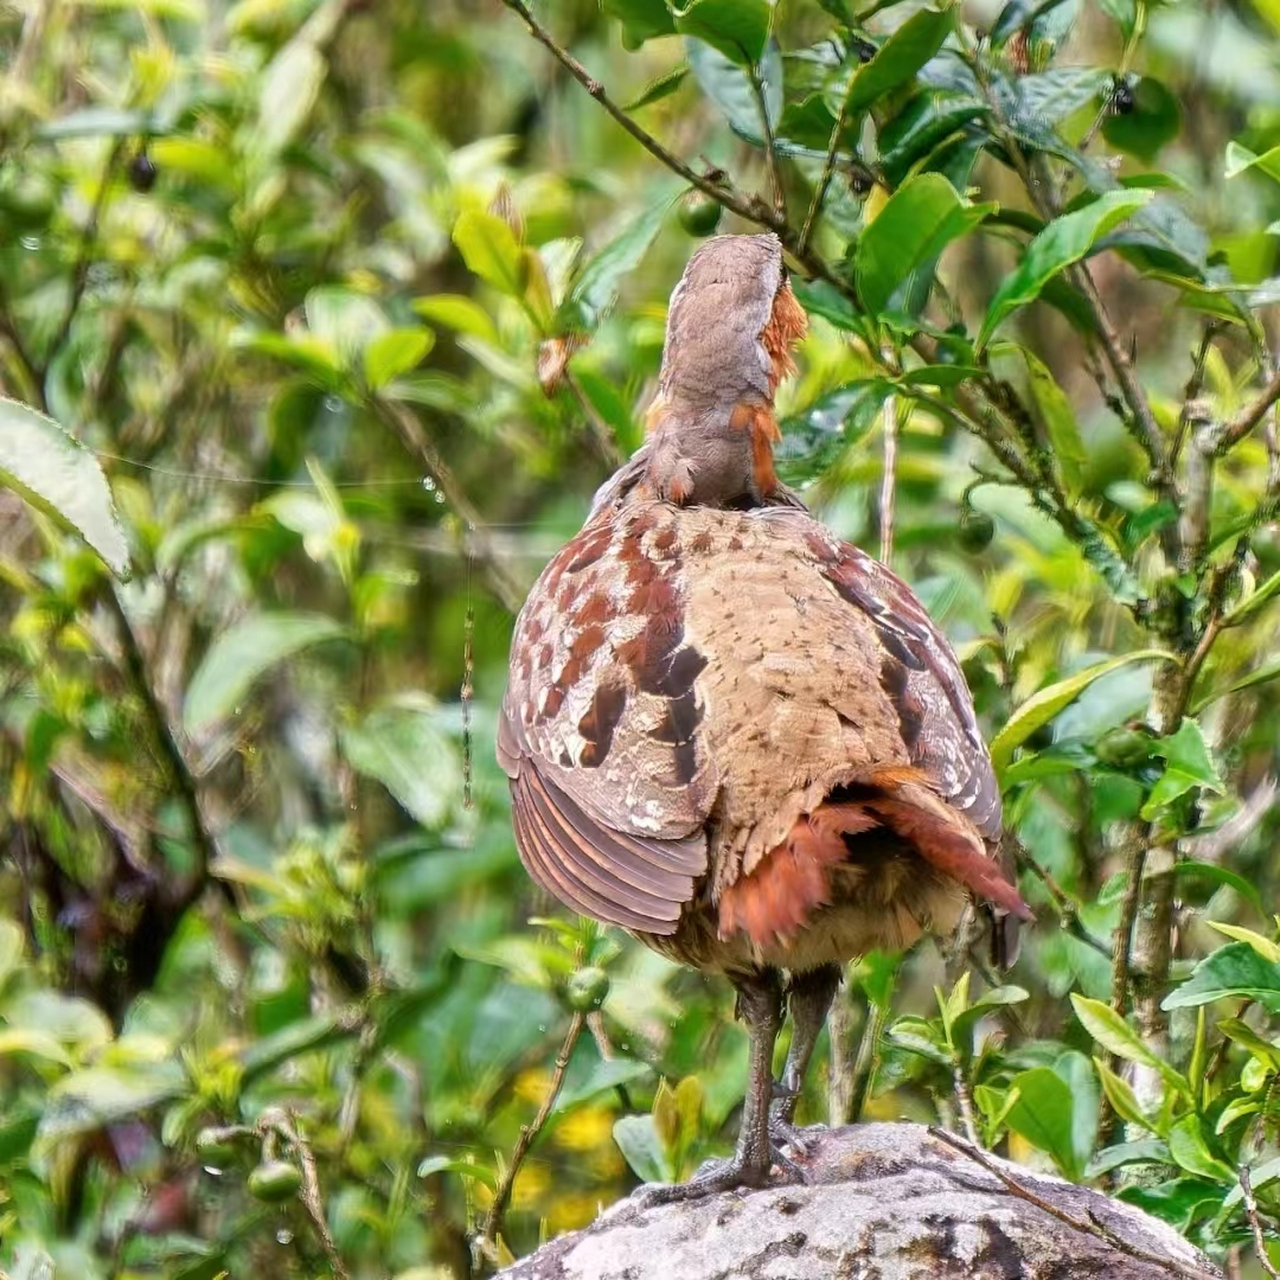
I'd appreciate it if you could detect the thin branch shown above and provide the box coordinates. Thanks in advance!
[263,1111,351,1280]
[1110,837,1147,1016]
[104,586,230,907]
[879,391,897,563]
[565,371,622,467]
[928,1128,1220,1280]
[798,68,855,253]
[44,139,126,375]
[950,1056,979,1145]
[1219,367,1280,453]
[1170,324,1221,466]
[498,0,778,232]
[478,1011,585,1265]
[1013,845,1111,958]
[746,61,785,221]
[0,290,43,402]
[373,397,524,612]
[1239,1165,1280,1280]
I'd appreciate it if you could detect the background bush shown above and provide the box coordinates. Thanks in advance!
[2,0,1280,1275]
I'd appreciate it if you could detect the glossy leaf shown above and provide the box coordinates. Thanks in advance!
[670,0,771,65]
[977,190,1153,350]
[184,612,348,733]
[686,36,782,142]
[855,174,994,317]
[1161,943,1280,1015]
[452,210,526,296]
[990,650,1171,773]
[1071,995,1190,1098]
[571,192,677,327]
[1004,1067,1079,1176]
[341,697,461,830]
[838,8,953,119]
[0,397,130,577]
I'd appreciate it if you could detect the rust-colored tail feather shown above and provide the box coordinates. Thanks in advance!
[716,774,1030,949]
[718,803,879,947]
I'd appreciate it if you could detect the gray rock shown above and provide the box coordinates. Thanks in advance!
[498,1122,1221,1280]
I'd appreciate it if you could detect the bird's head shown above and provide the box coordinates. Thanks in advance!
[641,232,808,506]
[657,232,807,409]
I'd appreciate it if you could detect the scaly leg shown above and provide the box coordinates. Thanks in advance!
[772,964,841,1130]
[641,968,783,1203]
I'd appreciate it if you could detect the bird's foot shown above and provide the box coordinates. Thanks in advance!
[636,1136,809,1207]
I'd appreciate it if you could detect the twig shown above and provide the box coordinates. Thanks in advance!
[1239,1165,1280,1280]
[478,1012,585,1266]
[565,371,622,467]
[746,61,785,221]
[927,1127,1220,1280]
[845,992,884,1125]
[826,984,859,1126]
[1219,368,1280,453]
[497,0,778,232]
[798,64,855,253]
[950,1057,979,1145]
[1170,324,1221,466]
[263,1111,351,1280]
[104,586,231,907]
[879,391,897,564]
[1109,837,1147,1017]
[44,139,126,375]
[373,397,524,612]
[1013,845,1111,958]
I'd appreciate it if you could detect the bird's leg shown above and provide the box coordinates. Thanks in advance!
[639,969,784,1204]
[770,964,841,1146]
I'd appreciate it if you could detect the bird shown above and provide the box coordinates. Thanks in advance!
[498,231,1030,1197]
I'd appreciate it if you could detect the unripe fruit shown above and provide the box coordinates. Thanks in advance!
[247,1159,302,1202]
[957,509,995,552]
[678,191,723,238]
[566,966,610,1012]
[1095,726,1149,769]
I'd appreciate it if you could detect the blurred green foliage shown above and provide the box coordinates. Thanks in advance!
[3,0,1280,1276]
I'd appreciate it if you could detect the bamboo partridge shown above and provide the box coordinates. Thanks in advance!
[498,232,1029,1196]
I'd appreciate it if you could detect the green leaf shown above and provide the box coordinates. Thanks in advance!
[253,38,326,159]
[184,612,348,734]
[838,8,953,118]
[626,64,690,111]
[1161,943,1280,1016]
[5,992,112,1054]
[37,107,167,140]
[305,287,390,365]
[977,190,1153,350]
[777,381,885,483]
[1071,995,1190,1098]
[340,696,461,829]
[791,277,865,334]
[670,0,770,65]
[1004,1067,1080,1176]
[1093,1057,1156,1134]
[37,1062,186,1148]
[685,36,781,143]
[452,210,525,296]
[1086,1140,1172,1179]
[1217,1018,1280,1069]
[1225,141,1280,184]
[1222,566,1280,625]
[571,193,677,327]
[855,174,994,317]
[1205,922,1280,964]
[877,91,988,187]
[364,327,434,389]
[411,294,498,343]
[416,1155,497,1189]
[1019,347,1087,494]
[552,1059,652,1116]
[613,1114,672,1182]
[602,0,676,45]
[1151,719,1222,790]
[0,397,131,577]
[990,0,1074,44]
[1167,1115,1234,1183]
[1101,78,1180,160]
[949,985,1030,1043]
[990,649,1171,773]
[1174,861,1265,913]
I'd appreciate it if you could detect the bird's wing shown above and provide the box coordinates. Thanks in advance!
[785,512,1003,845]
[498,504,715,935]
